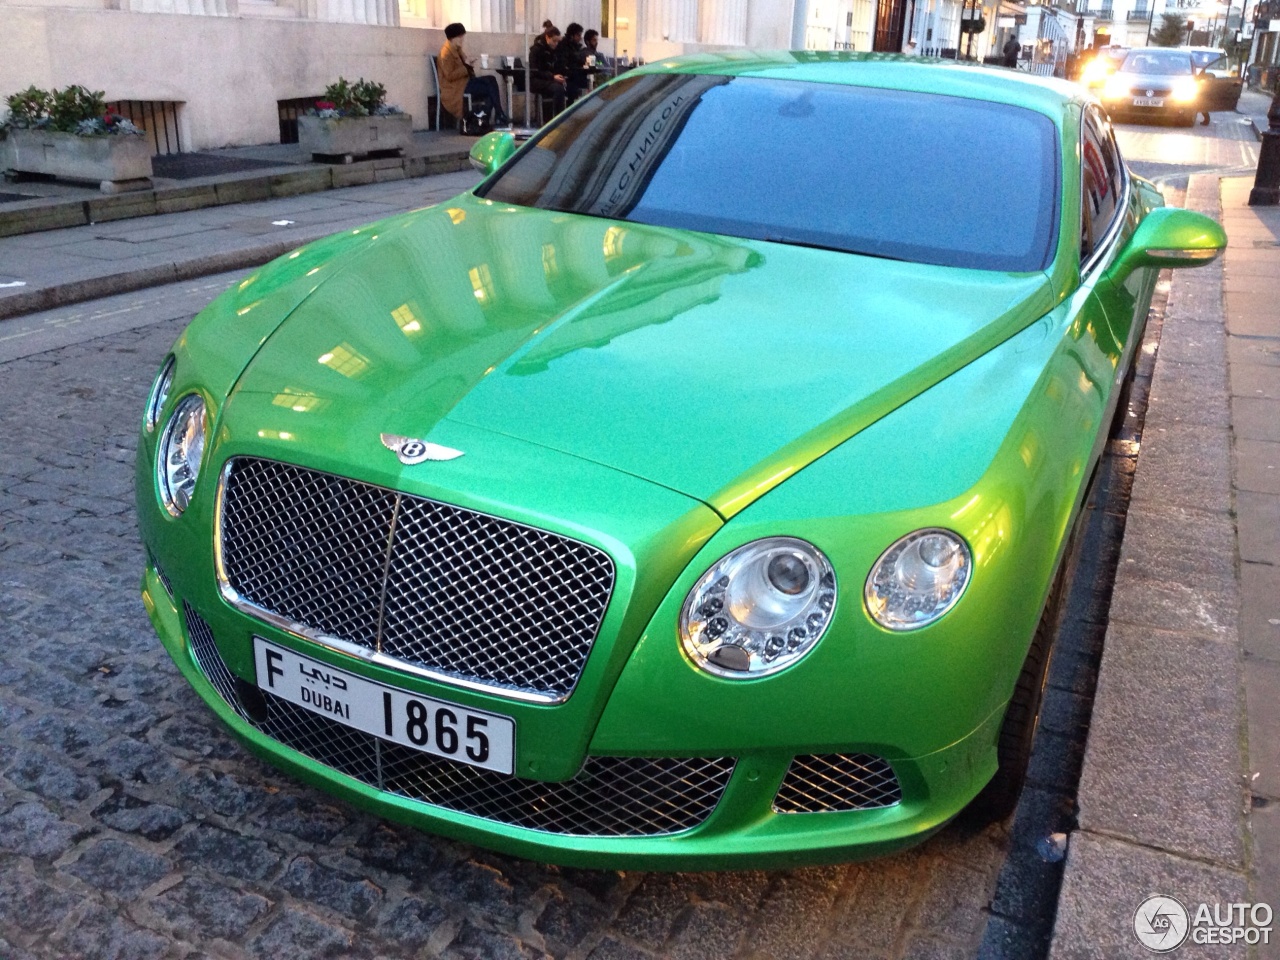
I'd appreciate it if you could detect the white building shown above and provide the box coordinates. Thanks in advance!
[0,0,1001,153]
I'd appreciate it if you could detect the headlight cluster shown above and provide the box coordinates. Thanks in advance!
[865,529,971,631]
[680,538,837,678]
[680,528,973,678]
[157,393,208,516]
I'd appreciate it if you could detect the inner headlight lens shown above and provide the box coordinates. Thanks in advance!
[157,394,207,516]
[865,529,971,631]
[680,537,837,678]
[145,356,175,432]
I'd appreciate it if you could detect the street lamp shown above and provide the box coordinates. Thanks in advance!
[1249,87,1280,205]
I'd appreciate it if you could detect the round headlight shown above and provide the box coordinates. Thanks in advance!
[144,356,175,433]
[680,537,837,678]
[157,394,208,516]
[864,528,971,631]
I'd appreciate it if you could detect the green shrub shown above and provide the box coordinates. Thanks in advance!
[316,77,395,117]
[2,84,140,135]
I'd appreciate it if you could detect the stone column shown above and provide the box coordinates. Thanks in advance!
[699,0,747,44]
[438,0,511,29]
[638,0,698,42]
[534,0,601,31]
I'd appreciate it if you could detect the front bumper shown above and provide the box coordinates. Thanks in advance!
[145,565,1002,870]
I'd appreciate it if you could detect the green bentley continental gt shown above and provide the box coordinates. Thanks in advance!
[137,53,1226,869]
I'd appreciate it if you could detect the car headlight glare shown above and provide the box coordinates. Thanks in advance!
[1102,75,1129,99]
[864,529,971,630]
[157,394,208,516]
[680,537,836,678]
[1172,77,1199,102]
[1081,58,1113,85]
[145,356,175,432]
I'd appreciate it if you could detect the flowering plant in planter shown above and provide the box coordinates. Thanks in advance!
[2,85,143,136]
[311,78,403,118]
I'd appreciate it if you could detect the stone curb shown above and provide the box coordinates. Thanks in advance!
[0,227,340,323]
[1047,175,1248,958]
[0,150,470,240]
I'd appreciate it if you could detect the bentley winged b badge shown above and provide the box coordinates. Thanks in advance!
[380,433,465,465]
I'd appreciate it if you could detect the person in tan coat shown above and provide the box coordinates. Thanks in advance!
[438,23,508,127]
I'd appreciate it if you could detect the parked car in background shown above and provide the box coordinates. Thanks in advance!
[138,53,1226,869]
[1101,47,1200,125]
[1186,46,1245,111]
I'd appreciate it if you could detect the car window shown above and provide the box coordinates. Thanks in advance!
[1120,50,1193,75]
[1080,108,1124,264]
[1191,50,1227,70]
[478,73,1061,273]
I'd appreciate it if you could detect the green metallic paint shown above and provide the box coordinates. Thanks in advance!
[1111,206,1228,278]
[136,55,1226,868]
[469,131,517,176]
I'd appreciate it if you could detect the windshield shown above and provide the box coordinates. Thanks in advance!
[1190,50,1227,69]
[1120,50,1194,75]
[477,74,1060,272]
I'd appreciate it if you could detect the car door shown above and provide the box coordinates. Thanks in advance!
[1199,53,1244,111]
[1071,107,1140,449]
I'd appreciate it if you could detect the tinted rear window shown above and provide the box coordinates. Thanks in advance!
[477,74,1060,272]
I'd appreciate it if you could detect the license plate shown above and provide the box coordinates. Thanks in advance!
[253,638,515,774]
[1133,96,1164,107]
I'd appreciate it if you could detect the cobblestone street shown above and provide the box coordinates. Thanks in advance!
[0,282,1012,960]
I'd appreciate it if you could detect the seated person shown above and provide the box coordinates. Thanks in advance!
[557,22,589,103]
[439,23,509,128]
[528,26,568,117]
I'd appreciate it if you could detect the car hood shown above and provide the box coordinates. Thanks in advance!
[233,196,1055,517]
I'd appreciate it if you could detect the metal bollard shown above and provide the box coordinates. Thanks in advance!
[1249,86,1280,206]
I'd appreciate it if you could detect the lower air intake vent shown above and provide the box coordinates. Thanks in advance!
[772,753,902,813]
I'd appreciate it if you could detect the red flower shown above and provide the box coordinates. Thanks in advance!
[315,100,335,110]
[103,113,116,126]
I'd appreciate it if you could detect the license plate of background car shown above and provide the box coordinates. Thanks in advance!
[1132,96,1164,106]
[253,638,515,774]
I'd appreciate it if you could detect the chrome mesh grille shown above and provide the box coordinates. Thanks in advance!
[183,605,733,837]
[218,458,615,699]
[772,754,902,813]
[184,602,250,722]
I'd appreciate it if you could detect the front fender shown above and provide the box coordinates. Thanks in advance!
[591,286,1119,761]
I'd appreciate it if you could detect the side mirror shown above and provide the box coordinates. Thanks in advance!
[469,131,516,176]
[1110,206,1226,281]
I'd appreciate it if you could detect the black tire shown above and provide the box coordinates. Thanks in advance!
[965,569,1062,823]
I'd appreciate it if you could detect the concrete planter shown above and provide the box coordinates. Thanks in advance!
[3,128,153,193]
[297,113,412,161]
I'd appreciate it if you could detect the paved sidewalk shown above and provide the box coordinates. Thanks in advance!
[0,130,474,239]
[1222,174,1280,942]
[1239,88,1275,139]
[0,169,482,321]
[1050,175,1280,957]
[1050,174,1250,959]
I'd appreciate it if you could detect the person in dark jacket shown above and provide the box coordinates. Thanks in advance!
[1002,35,1020,68]
[558,22,589,103]
[529,26,567,117]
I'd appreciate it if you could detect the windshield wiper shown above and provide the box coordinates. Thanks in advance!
[759,234,910,262]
